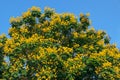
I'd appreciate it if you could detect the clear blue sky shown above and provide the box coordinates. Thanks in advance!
[0,0,120,48]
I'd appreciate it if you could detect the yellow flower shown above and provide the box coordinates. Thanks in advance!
[35,73,39,77]
[97,30,102,35]
[9,17,16,23]
[11,44,15,48]
[116,73,120,78]
[99,50,106,56]
[42,27,51,32]
[61,21,69,26]
[97,40,104,46]
[46,47,54,53]
[42,76,46,79]
[95,67,101,74]
[9,16,22,23]
[114,54,120,59]
[44,7,54,13]
[72,32,78,38]
[102,61,112,68]
[0,34,6,39]
[26,38,33,43]
[0,43,3,47]
[26,65,29,70]
[43,20,49,26]
[79,33,86,38]
[90,27,95,31]
[20,26,28,33]
[80,13,84,17]
[4,46,13,53]
[22,11,31,18]
[8,27,16,33]
[114,67,119,73]
[30,6,41,12]
[50,14,61,25]
[70,17,76,23]
[73,43,80,48]
[62,47,73,54]
[35,24,41,28]
[83,44,88,49]
[89,45,94,50]
[20,37,25,43]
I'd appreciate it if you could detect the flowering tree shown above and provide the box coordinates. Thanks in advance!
[0,6,120,80]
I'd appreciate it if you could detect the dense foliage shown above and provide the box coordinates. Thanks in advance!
[0,6,120,80]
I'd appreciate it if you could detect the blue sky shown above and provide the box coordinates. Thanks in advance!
[0,0,120,48]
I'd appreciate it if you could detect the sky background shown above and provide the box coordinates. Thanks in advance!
[0,0,120,48]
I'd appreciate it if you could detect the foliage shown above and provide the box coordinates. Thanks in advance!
[0,6,120,80]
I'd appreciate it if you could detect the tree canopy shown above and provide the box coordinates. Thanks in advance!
[0,6,120,80]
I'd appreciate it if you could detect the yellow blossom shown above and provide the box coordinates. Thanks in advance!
[8,27,16,33]
[73,44,80,48]
[98,50,106,56]
[79,33,86,38]
[0,43,3,47]
[26,38,33,43]
[9,16,22,23]
[97,30,103,35]
[20,26,28,33]
[89,45,94,50]
[42,27,51,32]
[102,61,112,68]
[97,40,104,46]
[0,34,6,39]
[22,11,31,18]
[35,24,41,28]
[62,47,73,54]
[80,13,84,17]
[44,7,54,13]
[90,27,95,31]
[83,44,88,49]
[114,67,119,73]
[95,67,101,74]
[72,32,78,38]
[46,47,54,53]
[30,6,41,12]
[35,73,40,77]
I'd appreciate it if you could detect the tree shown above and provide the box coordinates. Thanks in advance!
[0,6,120,80]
